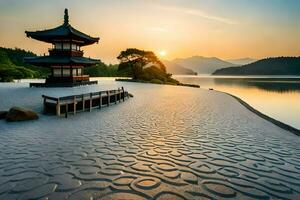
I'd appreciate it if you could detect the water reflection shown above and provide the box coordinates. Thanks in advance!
[174,75,300,129]
[213,78,300,92]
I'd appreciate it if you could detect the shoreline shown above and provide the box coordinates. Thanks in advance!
[115,78,200,88]
[216,90,300,136]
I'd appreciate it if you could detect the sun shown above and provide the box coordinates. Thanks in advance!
[159,50,167,57]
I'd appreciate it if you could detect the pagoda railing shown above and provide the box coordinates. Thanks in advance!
[48,49,84,57]
[46,75,90,83]
[73,75,89,81]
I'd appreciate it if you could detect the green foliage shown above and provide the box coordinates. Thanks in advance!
[0,47,48,82]
[84,62,120,77]
[0,63,37,82]
[150,79,163,84]
[116,48,179,85]
[1,47,35,66]
[117,48,166,79]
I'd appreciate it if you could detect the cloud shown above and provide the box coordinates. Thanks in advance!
[158,6,237,25]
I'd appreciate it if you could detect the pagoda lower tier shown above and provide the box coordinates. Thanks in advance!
[25,56,99,87]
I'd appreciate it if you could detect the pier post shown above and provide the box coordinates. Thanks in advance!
[65,103,68,118]
[118,88,121,102]
[99,92,102,109]
[122,87,125,101]
[89,93,92,112]
[115,90,117,104]
[56,99,61,116]
[43,97,46,113]
[107,91,110,106]
[82,94,85,111]
[73,96,76,115]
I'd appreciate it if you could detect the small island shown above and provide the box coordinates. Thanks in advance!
[115,48,199,87]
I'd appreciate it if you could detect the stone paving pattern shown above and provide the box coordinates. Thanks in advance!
[0,82,300,199]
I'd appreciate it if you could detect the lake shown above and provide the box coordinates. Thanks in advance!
[174,75,300,130]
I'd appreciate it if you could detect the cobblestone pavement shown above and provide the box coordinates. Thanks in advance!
[0,82,299,199]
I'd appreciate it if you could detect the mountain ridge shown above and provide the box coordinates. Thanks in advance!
[213,57,300,75]
[162,60,197,75]
[226,58,257,65]
[169,56,236,74]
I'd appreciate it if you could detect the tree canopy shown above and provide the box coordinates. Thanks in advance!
[117,48,177,81]
[117,48,168,79]
[117,48,166,71]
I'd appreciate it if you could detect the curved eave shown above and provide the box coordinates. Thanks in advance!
[24,56,100,67]
[25,24,99,46]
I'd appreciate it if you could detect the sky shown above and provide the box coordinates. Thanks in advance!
[0,0,299,64]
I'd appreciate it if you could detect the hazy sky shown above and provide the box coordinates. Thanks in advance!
[0,0,299,63]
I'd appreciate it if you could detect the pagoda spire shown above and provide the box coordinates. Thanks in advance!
[64,8,69,24]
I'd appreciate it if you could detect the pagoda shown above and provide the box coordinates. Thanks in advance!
[25,9,99,87]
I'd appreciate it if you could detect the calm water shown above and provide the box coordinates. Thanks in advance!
[174,75,300,130]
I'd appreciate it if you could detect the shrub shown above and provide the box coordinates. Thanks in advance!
[150,79,163,84]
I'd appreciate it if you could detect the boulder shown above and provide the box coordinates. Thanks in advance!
[0,111,8,120]
[128,93,134,98]
[6,107,38,122]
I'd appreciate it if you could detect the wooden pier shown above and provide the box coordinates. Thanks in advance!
[42,87,129,117]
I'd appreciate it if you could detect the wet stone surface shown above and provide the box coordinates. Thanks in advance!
[0,81,300,199]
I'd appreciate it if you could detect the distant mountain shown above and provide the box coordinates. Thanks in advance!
[171,56,235,74]
[213,57,300,75]
[226,58,257,65]
[162,60,197,75]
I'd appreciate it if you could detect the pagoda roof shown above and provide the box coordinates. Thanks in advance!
[24,56,100,66]
[25,9,99,46]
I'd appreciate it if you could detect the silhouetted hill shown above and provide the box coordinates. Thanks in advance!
[226,58,257,65]
[213,57,300,75]
[162,60,197,75]
[172,56,235,74]
[0,47,48,81]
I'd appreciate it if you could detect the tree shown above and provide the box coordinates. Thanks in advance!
[116,48,200,87]
[117,48,166,79]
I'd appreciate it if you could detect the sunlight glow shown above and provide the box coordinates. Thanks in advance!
[159,50,167,57]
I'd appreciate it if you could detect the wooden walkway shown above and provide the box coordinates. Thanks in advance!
[42,87,128,118]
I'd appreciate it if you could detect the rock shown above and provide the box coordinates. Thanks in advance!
[0,111,8,120]
[6,107,38,122]
[128,93,134,98]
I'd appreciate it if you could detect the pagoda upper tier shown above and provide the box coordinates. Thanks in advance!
[25,9,99,46]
